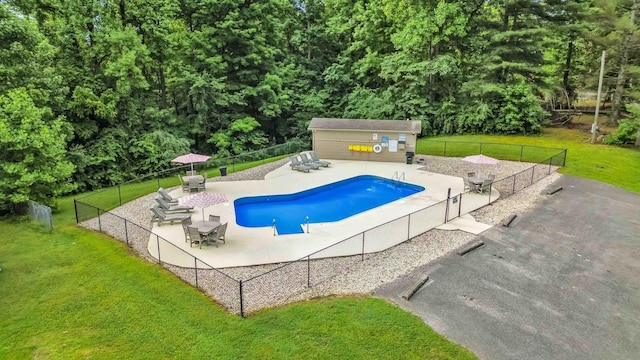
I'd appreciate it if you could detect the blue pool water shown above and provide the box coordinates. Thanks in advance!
[234,175,424,235]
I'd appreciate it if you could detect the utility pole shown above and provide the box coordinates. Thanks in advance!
[592,51,606,144]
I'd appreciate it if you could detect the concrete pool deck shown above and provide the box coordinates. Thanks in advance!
[147,159,498,268]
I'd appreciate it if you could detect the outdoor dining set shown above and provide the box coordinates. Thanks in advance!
[463,172,495,193]
[179,171,207,193]
[149,188,228,249]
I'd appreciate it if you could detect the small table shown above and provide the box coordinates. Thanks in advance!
[193,220,220,236]
[468,176,484,191]
[468,176,484,186]
[182,175,204,183]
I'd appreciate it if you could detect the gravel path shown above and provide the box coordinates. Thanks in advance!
[80,155,560,315]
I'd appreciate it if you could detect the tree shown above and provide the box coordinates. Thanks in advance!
[0,89,76,213]
[208,116,269,157]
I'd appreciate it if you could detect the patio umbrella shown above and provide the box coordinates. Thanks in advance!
[178,191,228,221]
[171,153,211,173]
[461,154,500,165]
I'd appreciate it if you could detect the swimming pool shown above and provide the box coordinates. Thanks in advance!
[234,175,425,234]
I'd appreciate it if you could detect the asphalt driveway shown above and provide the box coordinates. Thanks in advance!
[376,175,640,360]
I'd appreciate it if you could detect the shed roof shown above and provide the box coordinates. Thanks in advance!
[309,118,422,133]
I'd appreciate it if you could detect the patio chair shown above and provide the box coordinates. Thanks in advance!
[309,151,331,167]
[188,179,200,193]
[188,226,218,249]
[300,152,328,168]
[158,188,181,205]
[463,176,472,191]
[477,179,493,194]
[198,178,206,192]
[209,214,221,223]
[177,174,189,192]
[150,206,191,226]
[182,218,197,247]
[155,196,193,213]
[467,172,476,178]
[192,225,219,249]
[186,170,197,176]
[214,222,227,244]
[487,173,495,181]
[289,156,313,173]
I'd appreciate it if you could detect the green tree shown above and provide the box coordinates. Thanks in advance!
[208,117,268,157]
[0,89,76,213]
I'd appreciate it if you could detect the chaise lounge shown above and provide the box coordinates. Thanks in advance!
[155,197,193,213]
[289,156,314,172]
[158,188,182,205]
[309,151,331,167]
[150,205,192,226]
[300,152,328,168]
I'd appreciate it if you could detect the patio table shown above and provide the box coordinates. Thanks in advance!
[468,176,485,186]
[182,175,204,183]
[193,220,220,236]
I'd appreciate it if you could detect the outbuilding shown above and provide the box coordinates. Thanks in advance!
[308,118,422,163]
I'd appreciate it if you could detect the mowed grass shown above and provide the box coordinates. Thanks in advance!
[0,219,476,359]
[417,128,640,194]
[0,153,476,359]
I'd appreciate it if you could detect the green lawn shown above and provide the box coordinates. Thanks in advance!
[2,128,638,359]
[417,128,640,194]
[1,154,477,359]
[0,219,476,359]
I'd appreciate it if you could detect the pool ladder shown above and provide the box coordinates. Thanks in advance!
[272,216,310,236]
[392,171,405,181]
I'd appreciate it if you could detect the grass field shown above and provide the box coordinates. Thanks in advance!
[417,127,640,194]
[2,126,638,359]
[0,219,477,359]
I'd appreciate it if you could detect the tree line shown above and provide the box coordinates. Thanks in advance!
[1,0,638,211]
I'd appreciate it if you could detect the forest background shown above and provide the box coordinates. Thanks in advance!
[1,0,639,210]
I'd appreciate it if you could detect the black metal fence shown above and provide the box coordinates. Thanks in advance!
[74,142,567,317]
[421,140,567,166]
[75,140,308,208]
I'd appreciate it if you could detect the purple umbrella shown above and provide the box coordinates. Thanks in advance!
[178,191,228,221]
[461,154,500,165]
[171,153,211,173]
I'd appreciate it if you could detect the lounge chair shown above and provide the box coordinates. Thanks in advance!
[300,153,327,168]
[150,206,192,226]
[477,179,493,193]
[289,156,313,173]
[158,188,181,205]
[155,196,193,213]
[309,151,331,167]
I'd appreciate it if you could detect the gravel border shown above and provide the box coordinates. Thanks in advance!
[78,155,561,315]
